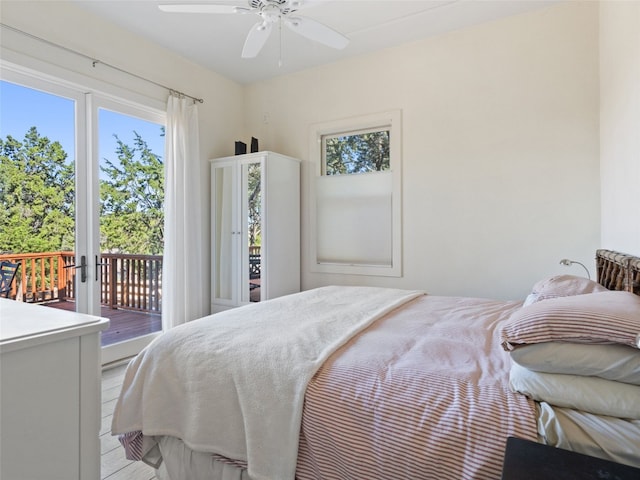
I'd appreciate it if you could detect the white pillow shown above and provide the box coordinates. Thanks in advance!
[510,342,640,386]
[536,402,640,468]
[509,362,640,419]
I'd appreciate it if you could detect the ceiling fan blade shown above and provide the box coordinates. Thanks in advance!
[158,4,247,14]
[242,22,273,58]
[287,0,328,10]
[284,16,349,50]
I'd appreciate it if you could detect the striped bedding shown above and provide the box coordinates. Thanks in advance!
[296,295,538,480]
[120,294,538,479]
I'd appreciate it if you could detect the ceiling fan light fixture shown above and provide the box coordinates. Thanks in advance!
[259,8,282,23]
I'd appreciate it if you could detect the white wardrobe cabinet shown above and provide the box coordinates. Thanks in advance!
[210,151,300,312]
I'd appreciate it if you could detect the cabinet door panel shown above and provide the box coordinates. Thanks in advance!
[1,338,80,479]
[212,164,236,304]
[242,160,262,304]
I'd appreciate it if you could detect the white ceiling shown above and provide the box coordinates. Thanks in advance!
[73,0,559,85]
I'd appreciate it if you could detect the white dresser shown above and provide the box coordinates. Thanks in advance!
[0,299,109,480]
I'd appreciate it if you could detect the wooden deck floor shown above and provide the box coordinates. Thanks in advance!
[46,301,162,346]
[102,363,157,479]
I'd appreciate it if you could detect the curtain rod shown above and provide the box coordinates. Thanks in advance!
[0,23,204,104]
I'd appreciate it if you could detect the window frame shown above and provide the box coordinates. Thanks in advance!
[309,110,402,277]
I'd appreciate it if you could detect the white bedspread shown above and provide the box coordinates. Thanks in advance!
[111,286,423,480]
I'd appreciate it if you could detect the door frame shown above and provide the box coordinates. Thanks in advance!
[1,61,166,365]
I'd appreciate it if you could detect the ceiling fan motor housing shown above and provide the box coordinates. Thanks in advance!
[250,0,293,15]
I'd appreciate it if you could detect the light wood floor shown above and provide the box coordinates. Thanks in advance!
[101,363,158,480]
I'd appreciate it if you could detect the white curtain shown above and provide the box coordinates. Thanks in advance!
[162,94,205,329]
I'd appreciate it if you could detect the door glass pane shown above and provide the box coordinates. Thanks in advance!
[0,80,77,306]
[245,162,261,302]
[213,164,234,302]
[98,108,164,345]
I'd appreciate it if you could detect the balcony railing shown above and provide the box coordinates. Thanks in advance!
[100,253,162,313]
[0,251,162,314]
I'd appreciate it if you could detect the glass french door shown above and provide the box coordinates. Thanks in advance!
[1,66,165,364]
[0,70,97,313]
[93,97,166,364]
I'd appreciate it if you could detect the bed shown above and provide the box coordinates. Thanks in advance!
[111,249,640,480]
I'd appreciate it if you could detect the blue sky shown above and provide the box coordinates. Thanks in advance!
[0,80,164,168]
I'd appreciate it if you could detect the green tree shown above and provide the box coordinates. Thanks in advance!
[0,127,163,256]
[0,127,75,253]
[325,130,390,175]
[99,131,164,255]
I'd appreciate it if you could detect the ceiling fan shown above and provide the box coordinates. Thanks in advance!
[159,0,349,59]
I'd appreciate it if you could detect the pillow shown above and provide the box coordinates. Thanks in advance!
[501,291,640,351]
[536,403,640,468]
[510,341,640,386]
[523,275,608,306]
[509,362,640,419]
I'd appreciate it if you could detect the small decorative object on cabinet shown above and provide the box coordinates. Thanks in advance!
[0,299,109,480]
[210,151,300,312]
[235,141,247,155]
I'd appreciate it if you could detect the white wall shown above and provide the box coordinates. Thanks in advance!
[0,0,246,312]
[600,1,640,256]
[1,1,608,301]
[244,1,601,300]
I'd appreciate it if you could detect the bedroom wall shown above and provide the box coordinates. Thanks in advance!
[243,1,600,300]
[0,0,246,313]
[600,1,640,257]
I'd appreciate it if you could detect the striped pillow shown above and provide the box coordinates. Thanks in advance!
[501,291,640,351]
[524,275,608,306]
